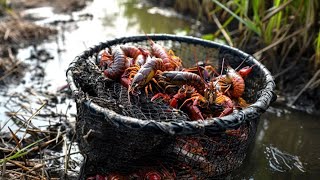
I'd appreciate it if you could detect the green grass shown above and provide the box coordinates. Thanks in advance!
[315,31,320,68]
[211,0,261,35]
[0,139,44,164]
[0,0,12,15]
[208,0,319,72]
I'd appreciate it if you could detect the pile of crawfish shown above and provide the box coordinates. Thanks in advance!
[97,39,253,121]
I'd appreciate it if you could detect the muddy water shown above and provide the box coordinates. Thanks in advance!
[234,108,320,179]
[0,0,319,179]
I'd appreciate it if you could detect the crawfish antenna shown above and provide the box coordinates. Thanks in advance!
[220,57,225,75]
[214,57,225,87]
[193,47,208,86]
[235,55,249,71]
[143,31,154,46]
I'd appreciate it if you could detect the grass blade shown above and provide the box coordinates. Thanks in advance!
[211,0,261,35]
[0,138,44,164]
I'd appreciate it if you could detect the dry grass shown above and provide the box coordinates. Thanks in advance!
[0,85,80,179]
[10,0,90,13]
[0,18,57,48]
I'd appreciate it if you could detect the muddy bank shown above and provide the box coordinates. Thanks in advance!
[0,18,57,49]
[1,0,94,51]
[10,0,92,14]
[0,0,93,85]
[0,18,57,85]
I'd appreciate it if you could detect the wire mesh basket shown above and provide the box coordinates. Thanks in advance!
[66,34,276,179]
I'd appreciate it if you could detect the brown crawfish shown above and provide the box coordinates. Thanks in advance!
[157,71,205,94]
[146,36,182,71]
[129,57,164,95]
[97,48,112,69]
[103,46,128,80]
[120,45,150,66]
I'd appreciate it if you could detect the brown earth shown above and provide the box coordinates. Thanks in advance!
[0,0,92,84]
[10,0,92,13]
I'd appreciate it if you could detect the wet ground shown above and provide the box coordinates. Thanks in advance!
[0,0,319,179]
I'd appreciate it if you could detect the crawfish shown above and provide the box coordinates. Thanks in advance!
[151,86,189,108]
[181,96,207,120]
[147,37,182,71]
[151,85,207,120]
[183,65,218,83]
[214,91,234,117]
[97,48,112,69]
[237,64,255,78]
[129,57,164,95]
[120,45,150,66]
[142,168,175,180]
[157,71,205,94]
[223,66,245,98]
[103,46,128,80]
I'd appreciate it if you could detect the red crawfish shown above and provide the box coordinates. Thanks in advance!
[144,171,162,180]
[214,91,234,117]
[98,48,113,69]
[129,56,164,95]
[157,71,205,94]
[224,66,245,98]
[222,59,256,98]
[182,99,206,120]
[152,85,208,120]
[237,64,256,78]
[178,86,208,120]
[211,65,254,102]
[103,46,127,80]
[151,85,193,108]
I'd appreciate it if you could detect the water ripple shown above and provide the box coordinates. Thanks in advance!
[265,145,306,173]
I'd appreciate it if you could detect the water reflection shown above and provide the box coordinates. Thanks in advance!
[234,108,320,179]
[265,145,305,173]
[115,0,192,34]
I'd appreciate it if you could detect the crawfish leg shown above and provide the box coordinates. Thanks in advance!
[183,98,205,120]
[149,78,164,93]
[191,98,205,120]
[151,93,170,102]
[219,107,233,117]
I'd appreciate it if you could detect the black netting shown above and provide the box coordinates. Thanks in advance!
[67,34,276,179]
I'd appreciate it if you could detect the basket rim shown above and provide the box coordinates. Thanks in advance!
[66,34,276,135]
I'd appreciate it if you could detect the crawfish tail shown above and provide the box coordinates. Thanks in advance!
[120,45,141,59]
[104,46,127,79]
[120,45,148,66]
[159,71,205,94]
[226,66,245,98]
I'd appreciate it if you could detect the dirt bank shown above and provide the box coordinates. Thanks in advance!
[10,0,92,13]
[0,0,92,84]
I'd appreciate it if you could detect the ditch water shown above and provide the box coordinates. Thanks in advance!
[0,0,319,179]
